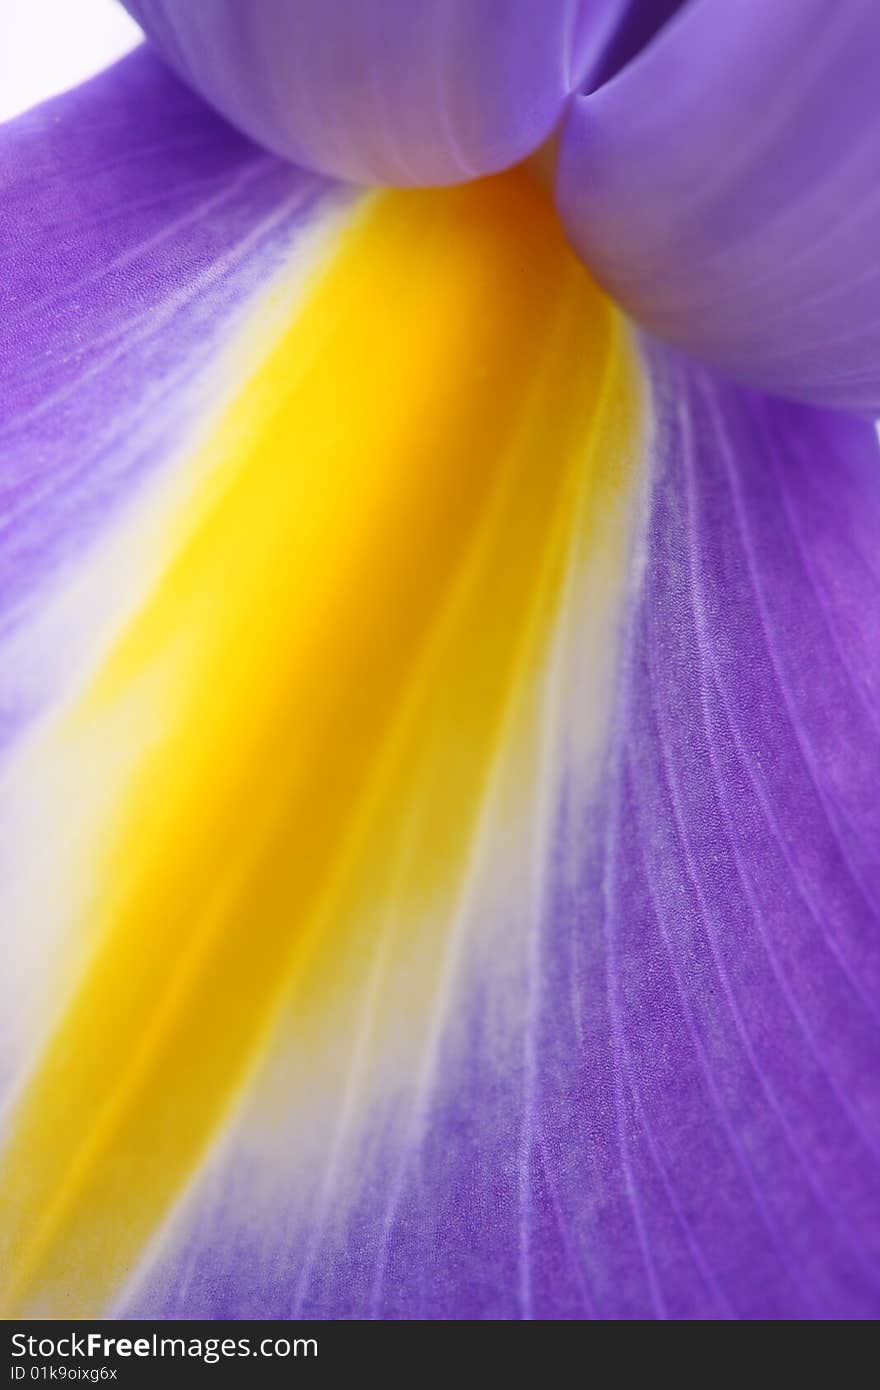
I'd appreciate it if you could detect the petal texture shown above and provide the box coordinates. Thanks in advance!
[124,345,880,1322]
[3,42,880,1323]
[119,0,631,185]
[0,163,647,1318]
[557,0,880,414]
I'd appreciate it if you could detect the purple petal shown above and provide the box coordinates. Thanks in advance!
[4,32,879,1323]
[557,0,880,413]
[118,0,632,185]
[0,47,347,746]
[126,348,880,1320]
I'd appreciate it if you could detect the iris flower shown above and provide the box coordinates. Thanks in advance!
[1,0,879,1321]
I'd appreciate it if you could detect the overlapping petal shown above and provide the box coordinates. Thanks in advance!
[118,0,632,185]
[557,0,880,413]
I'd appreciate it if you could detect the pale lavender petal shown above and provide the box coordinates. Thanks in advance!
[126,350,880,1319]
[557,0,880,413]
[118,0,632,185]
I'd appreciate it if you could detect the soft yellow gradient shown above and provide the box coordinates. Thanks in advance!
[0,172,643,1317]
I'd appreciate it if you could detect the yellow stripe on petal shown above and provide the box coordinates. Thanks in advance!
[0,172,644,1317]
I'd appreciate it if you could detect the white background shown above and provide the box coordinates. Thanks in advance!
[0,0,140,121]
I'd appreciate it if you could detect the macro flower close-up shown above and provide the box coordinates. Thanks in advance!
[1,0,879,1324]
